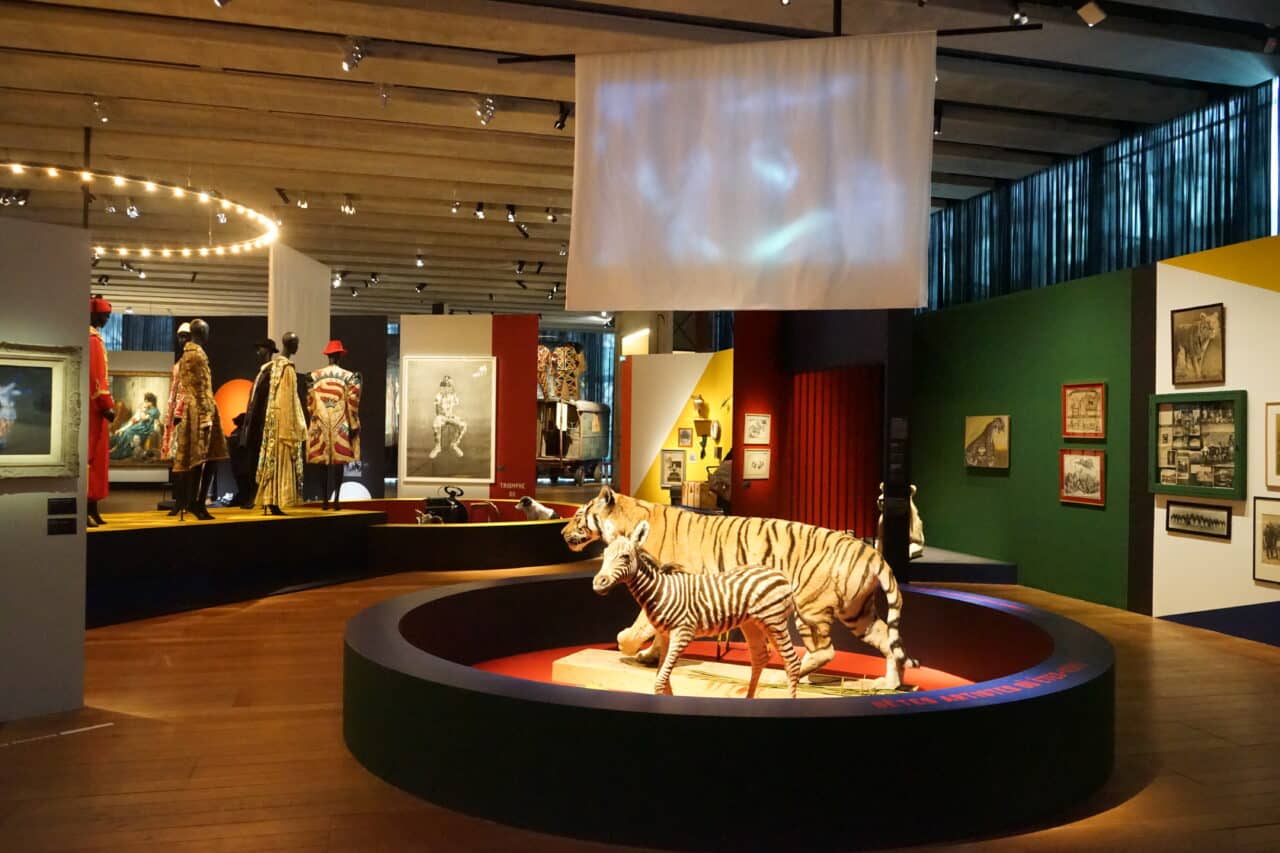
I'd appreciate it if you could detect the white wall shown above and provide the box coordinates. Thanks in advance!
[108,350,173,484]
[268,243,330,374]
[626,352,712,494]
[1153,263,1280,616]
[0,219,89,721]
[396,314,492,499]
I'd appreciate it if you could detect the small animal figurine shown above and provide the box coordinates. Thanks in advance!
[516,496,559,520]
[592,521,802,698]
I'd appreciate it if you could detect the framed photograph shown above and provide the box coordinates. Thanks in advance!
[1060,449,1105,506]
[106,371,171,468]
[1171,302,1225,385]
[661,449,685,486]
[1265,402,1280,490]
[677,427,693,448]
[1149,390,1245,500]
[400,355,496,485]
[743,413,771,445]
[0,341,82,479]
[964,415,1010,469]
[1166,500,1232,541]
[742,447,771,480]
[1254,497,1280,584]
[1062,382,1106,439]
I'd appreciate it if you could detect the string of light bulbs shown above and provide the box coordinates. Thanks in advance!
[6,161,279,259]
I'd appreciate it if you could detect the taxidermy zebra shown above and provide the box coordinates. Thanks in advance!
[515,496,559,520]
[592,521,802,698]
[964,418,1006,467]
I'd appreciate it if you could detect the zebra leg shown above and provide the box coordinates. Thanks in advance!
[740,622,770,699]
[794,609,836,680]
[654,627,692,696]
[769,621,803,699]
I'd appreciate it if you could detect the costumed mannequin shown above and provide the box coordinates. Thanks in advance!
[551,342,587,402]
[161,322,192,516]
[238,338,277,509]
[255,331,305,515]
[536,344,553,400]
[429,375,467,459]
[87,295,115,528]
[171,319,229,520]
[306,339,362,510]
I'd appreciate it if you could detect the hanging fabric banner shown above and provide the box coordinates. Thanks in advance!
[568,31,936,311]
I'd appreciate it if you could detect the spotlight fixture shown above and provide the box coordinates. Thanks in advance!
[552,282,560,294]
[535,261,544,274]
[119,261,135,273]
[514,223,530,239]
[474,202,485,220]
[451,200,460,215]
[600,311,608,318]
[275,187,291,205]
[489,293,494,302]
[296,193,309,209]
[216,211,227,224]
[515,260,526,275]
[515,279,527,289]
[91,96,108,124]
[332,271,343,289]
[476,95,497,126]
[339,195,356,215]
[1009,2,1029,25]
[214,0,232,6]
[1075,2,1106,28]
[414,282,427,293]
[547,290,554,301]
[545,207,557,223]
[104,198,118,215]
[415,253,425,268]
[378,83,391,108]
[0,189,30,207]
[342,37,365,72]
[506,204,516,223]
[553,102,570,131]
[369,272,380,287]
[190,272,199,283]
[97,275,110,285]
[781,0,791,6]
[933,108,942,137]
[559,242,567,257]
[90,255,99,268]
[137,269,146,280]
[350,286,359,298]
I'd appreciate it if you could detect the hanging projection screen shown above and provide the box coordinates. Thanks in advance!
[567,31,936,312]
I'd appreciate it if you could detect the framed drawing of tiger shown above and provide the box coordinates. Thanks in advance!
[563,486,919,690]
[1171,303,1225,386]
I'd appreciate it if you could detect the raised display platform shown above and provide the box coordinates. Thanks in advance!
[87,507,386,627]
[909,546,1019,584]
[344,575,1115,850]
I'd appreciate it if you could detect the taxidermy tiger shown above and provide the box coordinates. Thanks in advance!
[1174,311,1219,380]
[964,418,1005,467]
[563,486,919,689]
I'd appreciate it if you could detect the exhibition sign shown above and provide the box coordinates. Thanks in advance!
[568,31,936,311]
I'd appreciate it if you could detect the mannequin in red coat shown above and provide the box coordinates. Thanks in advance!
[88,295,115,527]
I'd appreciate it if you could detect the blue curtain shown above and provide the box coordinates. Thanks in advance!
[101,314,176,352]
[928,80,1274,310]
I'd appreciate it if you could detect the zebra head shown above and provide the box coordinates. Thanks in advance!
[592,520,650,595]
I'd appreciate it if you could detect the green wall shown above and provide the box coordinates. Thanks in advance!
[912,271,1135,609]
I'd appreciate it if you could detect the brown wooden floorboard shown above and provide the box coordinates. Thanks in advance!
[1,578,1279,852]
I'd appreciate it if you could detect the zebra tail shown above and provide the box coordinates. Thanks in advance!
[874,549,919,669]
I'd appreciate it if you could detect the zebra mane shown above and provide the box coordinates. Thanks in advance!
[657,560,694,575]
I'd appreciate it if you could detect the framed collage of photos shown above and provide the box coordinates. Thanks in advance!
[1149,390,1246,501]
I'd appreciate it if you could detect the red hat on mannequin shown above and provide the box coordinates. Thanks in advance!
[323,339,347,356]
[89,295,112,314]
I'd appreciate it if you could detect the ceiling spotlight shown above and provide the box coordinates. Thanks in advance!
[552,282,560,294]
[545,207,557,223]
[296,193,309,209]
[216,211,227,224]
[476,95,497,126]
[474,202,485,219]
[112,175,126,187]
[340,195,356,215]
[506,204,517,223]
[137,269,146,280]
[378,83,391,108]
[1076,2,1106,28]
[415,253,425,268]
[933,108,942,137]
[559,242,567,257]
[414,282,427,293]
[451,200,460,215]
[119,261,135,272]
[1009,3,1029,25]
[535,261,544,274]
[91,96,109,124]
[332,271,343,289]
[600,311,608,318]
[214,0,232,6]
[97,275,110,285]
[547,290,555,301]
[342,37,365,72]
[781,0,791,6]
[515,260,526,275]
[350,286,359,298]
[515,279,528,290]
[104,198,118,214]
[553,102,570,131]
[514,223,530,238]
[0,189,30,207]
[275,187,291,205]
[190,272,198,282]
[489,293,495,302]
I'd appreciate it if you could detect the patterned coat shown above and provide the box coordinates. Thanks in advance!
[88,326,115,500]
[171,342,229,472]
[536,344,553,400]
[255,355,305,507]
[306,364,361,464]
[551,344,586,402]
[159,360,184,460]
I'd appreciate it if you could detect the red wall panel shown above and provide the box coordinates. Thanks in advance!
[732,312,787,519]
[617,356,633,495]
[490,315,539,500]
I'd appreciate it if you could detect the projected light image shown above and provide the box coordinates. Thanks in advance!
[570,33,935,311]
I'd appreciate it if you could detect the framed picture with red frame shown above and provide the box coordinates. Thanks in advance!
[1060,449,1105,506]
[1062,382,1106,439]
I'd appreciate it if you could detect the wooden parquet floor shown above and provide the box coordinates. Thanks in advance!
[1,576,1279,852]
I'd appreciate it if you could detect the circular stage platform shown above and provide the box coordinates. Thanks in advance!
[344,574,1114,850]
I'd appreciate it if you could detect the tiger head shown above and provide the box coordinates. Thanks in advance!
[562,485,647,551]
